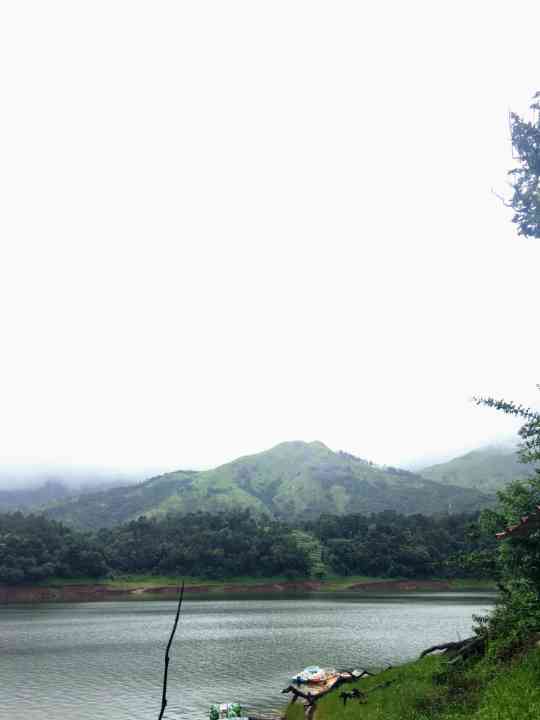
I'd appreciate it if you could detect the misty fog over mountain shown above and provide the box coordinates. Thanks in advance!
[0,465,165,491]
[0,436,521,493]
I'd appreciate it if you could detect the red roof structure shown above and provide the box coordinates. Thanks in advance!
[496,505,540,540]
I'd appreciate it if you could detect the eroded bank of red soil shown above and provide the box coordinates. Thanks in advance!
[0,579,452,603]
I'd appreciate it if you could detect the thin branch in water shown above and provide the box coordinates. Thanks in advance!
[158,580,185,720]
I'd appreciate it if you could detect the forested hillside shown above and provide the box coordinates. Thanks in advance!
[44,441,493,529]
[0,481,72,512]
[420,445,530,493]
[0,509,495,584]
[0,472,139,513]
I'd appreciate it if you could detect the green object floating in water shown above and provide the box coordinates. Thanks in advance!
[209,702,244,719]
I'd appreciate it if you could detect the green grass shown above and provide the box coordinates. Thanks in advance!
[36,573,496,592]
[315,575,398,590]
[467,649,540,720]
[304,657,444,720]
[446,578,498,591]
[285,648,540,720]
[36,573,383,589]
[37,574,294,589]
[284,703,304,720]
[320,576,496,591]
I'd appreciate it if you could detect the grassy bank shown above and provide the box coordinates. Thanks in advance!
[285,647,540,720]
[35,573,497,592]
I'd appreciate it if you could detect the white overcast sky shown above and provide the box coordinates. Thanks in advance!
[1,1,539,479]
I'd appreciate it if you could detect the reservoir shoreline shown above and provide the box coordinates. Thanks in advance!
[0,578,494,603]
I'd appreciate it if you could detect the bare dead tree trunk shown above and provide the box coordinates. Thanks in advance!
[420,638,474,658]
[419,636,485,663]
[158,580,185,720]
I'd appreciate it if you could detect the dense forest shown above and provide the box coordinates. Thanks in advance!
[0,508,495,584]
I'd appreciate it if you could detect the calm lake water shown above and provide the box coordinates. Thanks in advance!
[0,593,495,720]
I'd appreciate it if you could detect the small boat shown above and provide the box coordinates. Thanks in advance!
[291,666,335,684]
[288,667,367,698]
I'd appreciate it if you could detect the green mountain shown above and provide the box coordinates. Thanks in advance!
[419,445,532,493]
[44,441,494,529]
[0,480,72,512]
